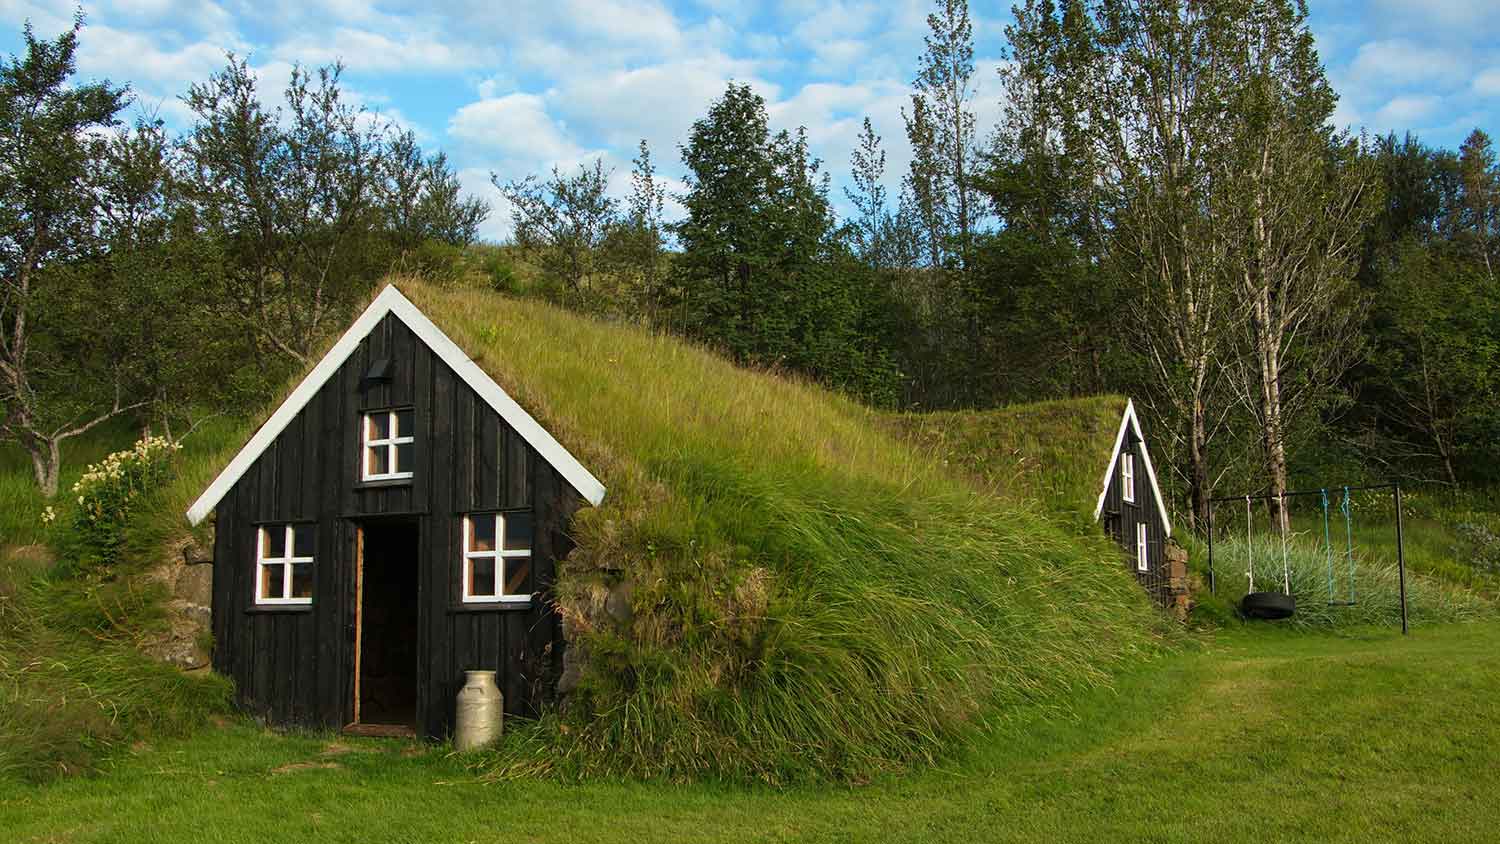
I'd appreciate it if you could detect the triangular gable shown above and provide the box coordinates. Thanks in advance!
[186,285,606,525]
[1092,399,1172,537]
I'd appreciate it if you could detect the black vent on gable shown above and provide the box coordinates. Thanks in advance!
[361,357,393,391]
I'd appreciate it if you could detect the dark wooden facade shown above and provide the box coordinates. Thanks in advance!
[208,312,586,738]
[1098,430,1171,606]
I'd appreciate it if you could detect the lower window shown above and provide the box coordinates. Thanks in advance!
[257,523,314,605]
[1135,523,1149,572]
[462,512,533,603]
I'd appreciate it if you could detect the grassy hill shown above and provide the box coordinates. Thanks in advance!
[389,280,1173,782]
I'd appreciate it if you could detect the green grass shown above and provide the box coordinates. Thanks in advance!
[1,281,1170,786]
[3,621,1498,842]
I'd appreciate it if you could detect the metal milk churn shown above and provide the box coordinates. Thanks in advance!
[454,669,503,750]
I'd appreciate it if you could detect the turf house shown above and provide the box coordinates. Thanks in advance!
[1092,400,1176,606]
[186,285,606,737]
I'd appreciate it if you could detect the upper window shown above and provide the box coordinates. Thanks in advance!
[1121,452,1136,503]
[257,523,314,605]
[461,512,534,603]
[363,409,414,481]
[1135,522,1149,572]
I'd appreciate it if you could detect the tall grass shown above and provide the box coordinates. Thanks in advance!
[1208,532,1492,630]
[0,422,240,783]
[387,280,1174,783]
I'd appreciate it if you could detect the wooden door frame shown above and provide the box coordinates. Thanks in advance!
[352,523,365,726]
[348,516,423,734]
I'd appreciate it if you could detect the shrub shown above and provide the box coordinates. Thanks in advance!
[1455,522,1500,575]
[70,435,182,566]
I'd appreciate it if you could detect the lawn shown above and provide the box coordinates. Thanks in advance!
[3,620,1496,843]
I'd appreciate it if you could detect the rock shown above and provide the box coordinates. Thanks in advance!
[181,539,213,566]
[604,580,635,626]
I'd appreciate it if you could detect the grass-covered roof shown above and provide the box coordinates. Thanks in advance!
[886,396,1131,533]
[187,278,1171,783]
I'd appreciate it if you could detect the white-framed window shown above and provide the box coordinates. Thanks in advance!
[1136,522,1149,572]
[461,512,534,603]
[1121,452,1136,503]
[257,523,314,605]
[362,408,414,481]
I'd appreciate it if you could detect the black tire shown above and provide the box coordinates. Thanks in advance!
[1241,591,1296,620]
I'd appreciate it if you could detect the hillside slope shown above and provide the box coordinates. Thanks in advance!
[179,279,1172,783]
[888,397,1127,533]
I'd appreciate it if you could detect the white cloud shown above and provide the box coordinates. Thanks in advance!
[271,27,487,74]
[549,54,774,154]
[1374,94,1441,126]
[448,93,584,165]
[1348,39,1467,87]
[75,24,237,91]
[1474,68,1500,97]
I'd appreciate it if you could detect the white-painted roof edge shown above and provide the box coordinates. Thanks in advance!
[185,284,606,525]
[1092,398,1173,537]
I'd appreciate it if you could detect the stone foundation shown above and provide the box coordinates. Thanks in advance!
[1165,542,1193,619]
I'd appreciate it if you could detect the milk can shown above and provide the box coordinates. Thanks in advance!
[454,670,503,750]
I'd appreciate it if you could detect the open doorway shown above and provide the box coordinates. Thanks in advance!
[354,520,420,731]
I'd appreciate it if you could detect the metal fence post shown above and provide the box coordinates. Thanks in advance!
[1206,502,1216,595]
[1395,481,1409,636]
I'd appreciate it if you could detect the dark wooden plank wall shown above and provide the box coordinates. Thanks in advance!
[210,313,585,737]
[1099,432,1171,607]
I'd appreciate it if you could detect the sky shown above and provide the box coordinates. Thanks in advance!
[3,0,1498,241]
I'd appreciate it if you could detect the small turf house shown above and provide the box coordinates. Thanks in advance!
[186,284,605,737]
[1093,399,1174,604]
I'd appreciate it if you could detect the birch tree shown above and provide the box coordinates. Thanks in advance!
[1087,0,1243,529]
[1217,0,1379,530]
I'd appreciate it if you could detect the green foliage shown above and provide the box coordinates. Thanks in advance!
[497,160,618,309]
[0,14,136,495]
[1364,239,1500,484]
[1454,522,1500,576]
[67,435,182,567]
[670,83,903,406]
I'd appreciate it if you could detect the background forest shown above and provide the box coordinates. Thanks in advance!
[3,0,1497,528]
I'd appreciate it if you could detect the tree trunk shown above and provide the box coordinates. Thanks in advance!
[1189,394,1210,531]
[1253,297,1290,533]
[28,437,61,498]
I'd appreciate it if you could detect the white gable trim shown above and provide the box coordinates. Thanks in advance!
[186,285,606,525]
[1092,399,1172,537]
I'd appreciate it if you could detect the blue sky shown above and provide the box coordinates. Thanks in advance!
[3,0,1498,241]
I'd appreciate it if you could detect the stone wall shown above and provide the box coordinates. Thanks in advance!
[142,534,214,671]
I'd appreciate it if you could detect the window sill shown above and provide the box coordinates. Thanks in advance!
[356,477,414,490]
[245,604,314,614]
[449,600,534,613]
